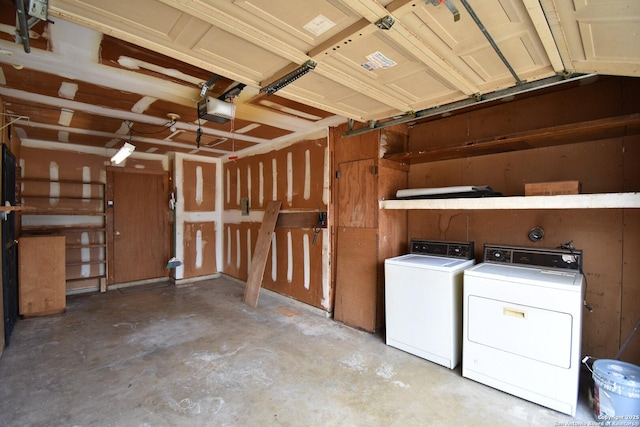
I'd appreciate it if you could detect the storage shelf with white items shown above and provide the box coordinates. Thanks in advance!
[20,179,107,293]
[379,192,640,210]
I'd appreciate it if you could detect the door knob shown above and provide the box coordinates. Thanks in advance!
[115,231,121,236]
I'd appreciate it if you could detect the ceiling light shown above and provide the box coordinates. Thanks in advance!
[260,60,317,95]
[110,142,135,164]
[167,113,180,132]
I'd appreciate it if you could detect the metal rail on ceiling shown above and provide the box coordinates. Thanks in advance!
[344,73,596,138]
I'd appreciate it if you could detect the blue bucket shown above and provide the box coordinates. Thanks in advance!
[592,359,640,420]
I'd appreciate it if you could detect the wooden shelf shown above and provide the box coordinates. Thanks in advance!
[383,113,640,164]
[0,205,35,211]
[66,244,107,249]
[23,195,104,201]
[25,210,106,216]
[66,275,105,282]
[379,192,640,210]
[21,226,107,232]
[21,178,105,185]
[66,260,107,267]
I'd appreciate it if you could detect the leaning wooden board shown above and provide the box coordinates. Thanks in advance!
[19,235,66,317]
[243,200,282,307]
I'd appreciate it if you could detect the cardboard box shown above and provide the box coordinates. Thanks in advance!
[525,181,581,196]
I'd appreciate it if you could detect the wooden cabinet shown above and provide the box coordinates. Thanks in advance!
[18,236,66,317]
[332,125,408,332]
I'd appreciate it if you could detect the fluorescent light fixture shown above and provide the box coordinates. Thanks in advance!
[260,60,317,95]
[110,142,135,164]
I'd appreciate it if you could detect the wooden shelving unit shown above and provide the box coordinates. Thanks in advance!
[379,192,640,210]
[20,179,107,292]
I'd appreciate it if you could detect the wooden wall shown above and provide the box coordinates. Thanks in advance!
[19,144,167,292]
[406,77,640,364]
[175,156,219,280]
[222,138,330,311]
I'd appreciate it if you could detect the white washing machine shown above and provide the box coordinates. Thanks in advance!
[385,240,475,369]
[462,244,585,416]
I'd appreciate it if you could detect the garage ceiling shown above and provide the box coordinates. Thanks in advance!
[1,0,638,159]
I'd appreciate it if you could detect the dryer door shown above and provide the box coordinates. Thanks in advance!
[467,296,574,368]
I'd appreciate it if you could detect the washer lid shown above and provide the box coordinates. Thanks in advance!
[385,254,474,271]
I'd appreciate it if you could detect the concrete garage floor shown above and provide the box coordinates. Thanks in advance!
[0,276,594,426]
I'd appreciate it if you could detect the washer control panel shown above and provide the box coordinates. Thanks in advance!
[410,239,474,259]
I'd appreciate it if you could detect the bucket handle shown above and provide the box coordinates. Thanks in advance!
[582,355,595,374]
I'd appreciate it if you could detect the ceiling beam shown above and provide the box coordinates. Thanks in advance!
[0,87,264,145]
[522,0,565,72]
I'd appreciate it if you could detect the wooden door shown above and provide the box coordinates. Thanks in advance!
[334,158,381,331]
[110,170,169,284]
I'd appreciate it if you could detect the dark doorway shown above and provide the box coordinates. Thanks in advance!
[2,144,18,347]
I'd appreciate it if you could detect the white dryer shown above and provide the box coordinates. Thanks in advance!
[385,240,475,369]
[462,244,585,416]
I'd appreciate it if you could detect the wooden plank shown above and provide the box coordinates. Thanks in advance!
[525,181,581,196]
[243,200,282,307]
[386,113,640,164]
[18,236,66,317]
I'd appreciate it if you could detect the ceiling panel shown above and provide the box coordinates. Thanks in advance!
[0,0,637,160]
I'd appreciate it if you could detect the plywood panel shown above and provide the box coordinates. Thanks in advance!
[287,139,327,209]
[378,161,409,259]
[224,162,240,210]
[408,77,637,154]
[333,125,379,165]
[621,209,640,364]
[407,210,471,244]
[20,147,106,182]
[182,222,217,279]
[227,139,327,212]
[262,228,325,309]
[337,159,377,228]
[624,135,640,192]
[18,236,66,316]
[334,227,378,332]
[408,139,625,196]
[223,223,251,280]
[183,160,216,212]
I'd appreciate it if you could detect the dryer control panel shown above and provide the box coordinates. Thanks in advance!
[410,239,474,259]
[483,244,582,270]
